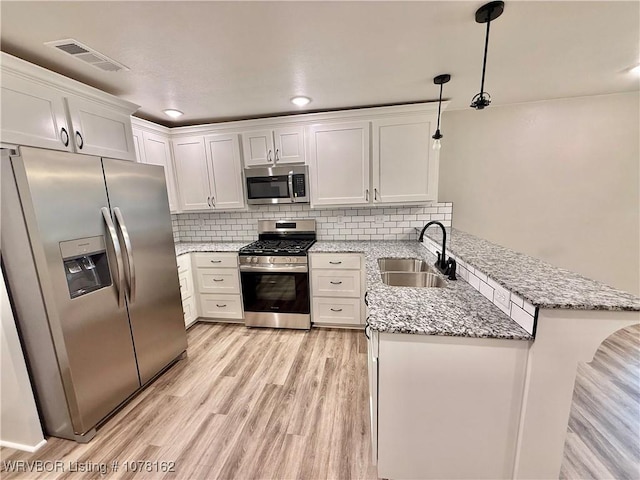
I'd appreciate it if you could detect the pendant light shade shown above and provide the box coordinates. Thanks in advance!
[432,74,451,150]
[470,1,505,110]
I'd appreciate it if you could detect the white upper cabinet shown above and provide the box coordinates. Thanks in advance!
[372,115,439,204]
[0,52,138,161]
[65,96,136,161]
[0,72,72,152]
[132,127,144,163]
[242,126,304,167]
[140,131,179,213]
[173,134,245,212]
[173,136,212,211]
[204,133,245,210]
[307,121,370,206]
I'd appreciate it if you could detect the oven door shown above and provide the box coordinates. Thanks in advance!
[240,268,310,329]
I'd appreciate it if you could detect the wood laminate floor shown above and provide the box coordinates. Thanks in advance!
[1,325,377,480]
[2,323,638,480]
[560,323,640,480]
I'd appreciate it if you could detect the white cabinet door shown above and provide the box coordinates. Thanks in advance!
[131,127,145,163]
[65,96,136,161]
[172,136,212,211]
[204,133,245,210]
[274,126,305,164]
[308,121,370,206]
[141,131,179,213]
[0,73,72,152]
[242,129,275,167]
[372,116,438,203]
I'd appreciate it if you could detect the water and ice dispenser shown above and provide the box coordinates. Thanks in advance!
[60,236,112,299]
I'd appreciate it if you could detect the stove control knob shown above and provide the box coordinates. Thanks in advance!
[252,257,258,263]
[285,257,291,264]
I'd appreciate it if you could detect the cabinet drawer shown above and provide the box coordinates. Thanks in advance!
[196,268,240,294]
[177,253,190,273]
[199,294,243,319]
[182,295,197,328]
[313,297,362,326]
[311,269,361,297]
[178,269,194,300]
[311,253,362,270]
[193,252,238,269]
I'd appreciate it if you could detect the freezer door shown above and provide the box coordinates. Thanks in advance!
[102,158,187,384]
[9,147,141,435]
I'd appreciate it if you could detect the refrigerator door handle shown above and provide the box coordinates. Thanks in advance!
[113,207,136,303]
[101,207,125,308]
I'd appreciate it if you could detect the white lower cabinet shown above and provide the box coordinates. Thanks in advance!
[193,252,243,322]
[374,332,529,479]
[310,253,365,327]
[177,254,197,328]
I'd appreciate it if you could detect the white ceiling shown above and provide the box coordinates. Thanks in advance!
[1,1,638,127]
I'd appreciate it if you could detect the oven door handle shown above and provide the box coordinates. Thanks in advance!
[240,264,308,273]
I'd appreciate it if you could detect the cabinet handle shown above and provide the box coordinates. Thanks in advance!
[330,281,343,285]
[374,188,379,201]
[274,149,279,163]
[207,196,211,207]
[60,127,69,147]
[267,150,272,162]
[365,291,369,306]
[330,308,343,312]
[210,260,222,264]
[329,261,342,265]
[211,196,215,207]
[365,189,369,202]
[365,317,371,339]
[75,131,84,149]
[213,278,224,282]
[216,304,227,308]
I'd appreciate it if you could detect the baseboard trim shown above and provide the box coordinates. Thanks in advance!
[0,438,47,452]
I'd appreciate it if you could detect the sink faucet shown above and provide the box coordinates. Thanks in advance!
[418,221,449,275]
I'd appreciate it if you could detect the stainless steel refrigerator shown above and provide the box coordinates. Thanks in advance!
[1,146,187,442]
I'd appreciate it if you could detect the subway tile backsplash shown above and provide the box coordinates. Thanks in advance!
[171,203,453,243]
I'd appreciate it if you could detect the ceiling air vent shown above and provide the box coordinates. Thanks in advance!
[44,39,129,72]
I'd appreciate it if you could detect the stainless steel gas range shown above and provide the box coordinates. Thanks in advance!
[239,219,316,330]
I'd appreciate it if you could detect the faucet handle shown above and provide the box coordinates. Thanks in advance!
[446,258,457,281]
[435,252,441,266]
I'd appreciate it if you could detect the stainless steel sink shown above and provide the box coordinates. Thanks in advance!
[380,272,446,288]
[378,257,435,273]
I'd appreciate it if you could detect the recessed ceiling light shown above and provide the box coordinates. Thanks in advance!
[291,96,311,107]
[163,109,184,118]
[630,64,640,76]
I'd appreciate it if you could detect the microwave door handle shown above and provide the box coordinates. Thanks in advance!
[113,207,136,303]
[288,171,294,202]
[101,207,125,308]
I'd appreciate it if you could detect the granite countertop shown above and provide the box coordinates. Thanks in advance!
[175,242,247,256]
[310,241,532,340]
[422,228,640,311]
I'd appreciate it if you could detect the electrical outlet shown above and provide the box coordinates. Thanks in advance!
[199,218,206,226]
[337,216,345,224]
[375,214,385,223]
[494,287,511,310]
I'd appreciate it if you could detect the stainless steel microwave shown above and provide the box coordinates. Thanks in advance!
[245,165,309,205]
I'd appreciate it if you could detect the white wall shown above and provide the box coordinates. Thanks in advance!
[0,273,45,451]
[439,92,639,296]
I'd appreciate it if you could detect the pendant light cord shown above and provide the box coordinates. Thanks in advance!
[436,83,443,131]
[479,13,492,96]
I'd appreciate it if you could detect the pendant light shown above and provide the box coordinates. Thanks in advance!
[470,1,505,110]
[432,74,451,151]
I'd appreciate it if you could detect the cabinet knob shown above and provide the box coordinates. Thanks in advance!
[60,127,69,147]
[75,131,84,149]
